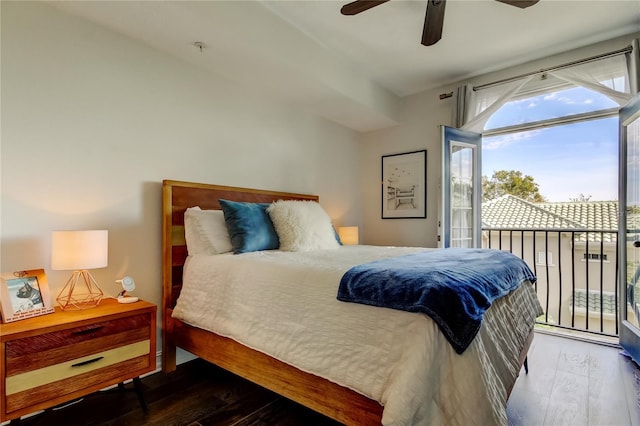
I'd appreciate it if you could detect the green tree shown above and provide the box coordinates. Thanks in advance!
[482,170,546,203]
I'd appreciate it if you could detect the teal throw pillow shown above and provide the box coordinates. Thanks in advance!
[219,199,279,254]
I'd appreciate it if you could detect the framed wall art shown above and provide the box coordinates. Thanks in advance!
[381,150,427,219]
[0,269,55,322]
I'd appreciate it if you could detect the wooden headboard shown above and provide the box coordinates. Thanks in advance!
[161,179,319,312]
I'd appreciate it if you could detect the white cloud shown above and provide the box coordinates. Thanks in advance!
[483,130,542,150]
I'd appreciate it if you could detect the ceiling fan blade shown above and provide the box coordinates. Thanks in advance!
[494,0,539,9]
[422,0,446,46]
[341,0,391,15]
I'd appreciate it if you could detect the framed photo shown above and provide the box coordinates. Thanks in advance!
[0,269,55,323]
[382,150,427,219]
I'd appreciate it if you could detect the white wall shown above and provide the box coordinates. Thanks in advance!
[359,88,454,247]
[0,2,362,326]
[359,32,639,248]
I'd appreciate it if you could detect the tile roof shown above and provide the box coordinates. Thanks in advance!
[482,195,619,243]
[537,200,618,232]
[482,195,582,230]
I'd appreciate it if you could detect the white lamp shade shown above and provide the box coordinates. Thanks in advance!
[338,226,359,245]
[52,230,108,270]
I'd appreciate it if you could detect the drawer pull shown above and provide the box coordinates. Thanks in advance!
[71,326,104,336]
[71,356,104,368]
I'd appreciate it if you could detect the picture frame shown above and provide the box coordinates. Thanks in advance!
[0,269,55,323]
[381,150,427,219]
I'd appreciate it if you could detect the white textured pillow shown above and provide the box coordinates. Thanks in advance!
[267,200,339,251]
[184,207,233,255]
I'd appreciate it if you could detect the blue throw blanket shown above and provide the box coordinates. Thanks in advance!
[337,248,536,354]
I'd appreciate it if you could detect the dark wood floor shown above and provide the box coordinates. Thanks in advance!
[12,332,640,426]
[14,357,339,426]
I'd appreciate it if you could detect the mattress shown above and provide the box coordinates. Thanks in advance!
[172,245,543,425]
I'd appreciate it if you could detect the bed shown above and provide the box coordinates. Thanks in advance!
[161,179,542,426]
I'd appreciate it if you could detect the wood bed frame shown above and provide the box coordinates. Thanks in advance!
[161,179,533,425]
[161,180,383,424]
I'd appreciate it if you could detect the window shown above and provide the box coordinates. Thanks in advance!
[538,251,554,266]
[484,85,619,131]
[583,253,609,262]
[469,53,630,202]
[481,67,625,202]
[483,113,618,202]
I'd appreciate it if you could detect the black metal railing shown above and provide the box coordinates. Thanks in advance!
[482,227,619,338]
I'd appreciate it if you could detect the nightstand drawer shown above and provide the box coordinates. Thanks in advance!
[5,344,151,414]
[6,340,150,394]
[5,314,151,375]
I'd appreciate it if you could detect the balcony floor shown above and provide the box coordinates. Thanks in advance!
[508,331,640,426]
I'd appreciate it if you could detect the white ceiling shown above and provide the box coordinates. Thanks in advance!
[49,0,640,132]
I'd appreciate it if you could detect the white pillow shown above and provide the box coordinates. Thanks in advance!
[184,207,233,255]
[267,200,339,252]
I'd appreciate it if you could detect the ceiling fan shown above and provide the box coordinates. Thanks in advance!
[340,0,539,46]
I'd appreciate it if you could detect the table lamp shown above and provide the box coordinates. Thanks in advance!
[52,230,108,310]
[338,226,359,245]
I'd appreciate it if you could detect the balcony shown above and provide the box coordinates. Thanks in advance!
[483,227,624,341]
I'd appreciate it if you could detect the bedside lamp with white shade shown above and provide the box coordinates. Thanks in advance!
[338,226,359,245]
[52,230,108,310]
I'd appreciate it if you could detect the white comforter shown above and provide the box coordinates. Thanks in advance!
[172,245,543,426]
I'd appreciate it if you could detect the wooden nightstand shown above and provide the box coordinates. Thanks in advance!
[0,298,156,423]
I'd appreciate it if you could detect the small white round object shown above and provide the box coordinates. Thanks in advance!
[120,276,135,292]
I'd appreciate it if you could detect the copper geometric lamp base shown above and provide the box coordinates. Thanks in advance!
[56,270,104,310]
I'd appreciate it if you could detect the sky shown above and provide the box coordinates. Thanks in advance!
[482,86,620,202]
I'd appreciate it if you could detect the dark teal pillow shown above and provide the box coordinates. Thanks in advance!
[333,226,343,245]
[219,199,279,254]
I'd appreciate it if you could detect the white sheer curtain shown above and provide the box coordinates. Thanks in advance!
[548,54,632,105]
[460,76,534,132]
[459,45,636,132]
[455,85,472,128]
